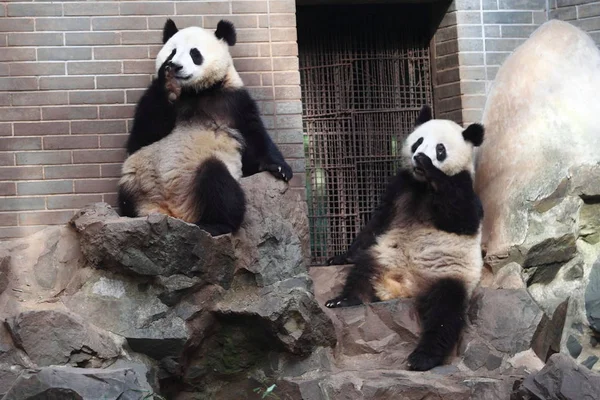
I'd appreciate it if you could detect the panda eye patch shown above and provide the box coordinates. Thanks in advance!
[436,144,447,161]
[411,137,423,153]
[189,48,203,65]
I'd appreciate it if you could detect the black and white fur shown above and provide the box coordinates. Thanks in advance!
[325,106,485,371]
[118,19,292,236]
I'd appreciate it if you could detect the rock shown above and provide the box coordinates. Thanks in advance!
[309,265,353,305]
[511,353,600,400]
[585,258,600,333]
[507,349,545,373]
[0,252,9,296]
[5,309,120,367]
[475,20,600,256]
[62,271,188,361]
[531,299,568,362]
[235,173,310,286]
[73,204,236,287]
[2,367,149,400]
[491,262,525,290]
[469,289,543,355]
[463,341,491,371]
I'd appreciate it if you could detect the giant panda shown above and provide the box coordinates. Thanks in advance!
[325,105,485,371]
[118,19,292,236]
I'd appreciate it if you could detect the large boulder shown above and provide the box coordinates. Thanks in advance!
[475,20,600,370]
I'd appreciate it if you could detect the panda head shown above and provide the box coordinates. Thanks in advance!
[155,19,242,90]
[402,105,484,182]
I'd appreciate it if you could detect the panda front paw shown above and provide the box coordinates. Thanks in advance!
[325,296,362,308]
[327,253,349,265]
[407,349,444,371]
[264,162,293,182]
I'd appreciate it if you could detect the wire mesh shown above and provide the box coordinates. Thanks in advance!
[298,4,435,265]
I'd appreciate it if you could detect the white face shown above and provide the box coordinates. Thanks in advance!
[155,26,234,89]
[401,119,476,181]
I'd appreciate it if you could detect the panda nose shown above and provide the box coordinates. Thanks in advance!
[167,62,183,72]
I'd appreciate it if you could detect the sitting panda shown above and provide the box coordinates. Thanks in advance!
[325,105,485,371]
[118,19,292,236]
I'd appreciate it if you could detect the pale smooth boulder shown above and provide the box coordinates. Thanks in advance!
[475,20,600,256]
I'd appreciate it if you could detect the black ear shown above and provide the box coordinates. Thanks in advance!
[163,19,178,44]
[415,105,432,126]
[215,20,236,46]
[463,123,484,146]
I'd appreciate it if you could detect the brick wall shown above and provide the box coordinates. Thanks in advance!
[549,0,600,44]
[0,0,302,240]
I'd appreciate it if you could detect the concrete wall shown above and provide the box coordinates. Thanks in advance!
[0,0,303,240]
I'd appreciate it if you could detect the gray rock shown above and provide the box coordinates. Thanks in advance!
[5,309,120,368]
[463,341,491,371]
[469,289,543,355]
[531,299,567,362]
[585,257,600,333]
[73,204,236,287]
[156,274,202,307]
[566,335,582,358]
[2,367,148,400]
[0,252,9,296]
[512,353,600,400]
[582,355,599,369]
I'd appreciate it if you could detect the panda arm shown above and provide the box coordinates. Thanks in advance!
[231,90,293,182]
[126,58,177,155]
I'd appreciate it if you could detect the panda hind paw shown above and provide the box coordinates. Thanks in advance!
[264,163,293,182]
[407,349,444,371]
[325,296,362,308]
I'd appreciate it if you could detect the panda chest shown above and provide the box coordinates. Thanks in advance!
[179,94,236,129]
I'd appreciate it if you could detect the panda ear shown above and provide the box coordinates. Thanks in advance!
[415,105,432,126]
[215,20,236,46]
[163,19,178,44]
[463,123,485,147]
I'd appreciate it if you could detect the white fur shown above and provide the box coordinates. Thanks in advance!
[401,119,476,179]
[155,26,242,89]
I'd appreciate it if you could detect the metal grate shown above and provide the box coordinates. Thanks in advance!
[298,4,435,265]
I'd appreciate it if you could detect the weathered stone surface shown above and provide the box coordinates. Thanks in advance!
[475,20,600,255]
[531,299,568,363]
[512,353,600,399]
[0,252,9,296]
[585,258,600,333]
[2,367,148,400]
[73,205,236,286]
[5,309,120,368]
[469,289,543,355]
[490,262,525,290]
[235,173,310,286]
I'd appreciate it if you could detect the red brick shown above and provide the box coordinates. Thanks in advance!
[0,182,16,196]
[19,210,76,226]
[232,1,268,13]
[16,151,71,166]
[272,57,298,71]
[0,77,37,91]
[270,28,297,42]
[0,94,9,107]
[121,2,174,15]
[43,135,99,150]
[39,47,92,63]
[204,15,258,29]
[0,226,46,239]
[0,48,36,62]
[0,107,40,122]
[125,89,145,104]
[67,61,121,75]
[0,153,14,166]
[45,165,100,179]
[14,122,69,136]
[65,32,120,46]
[0,197,45,211]
[269,1,296,13]
[259,14,296,28]
[0,213,18,227]
[74,178,119,193]
[247,87,273,100]
[47,194,103,210]
[103,193,119,207]
[230,43,260,58]
[239,72,261,86]
[176,2,230,15]
[271,43,298,56]
[0,18,34,32]
[147,16,203,30]
[100,134,128,148]
[274,86,301,99]
[71,120,126,135]
[233,58,271,72]
[42,106,98,121]
[0,166,43,180]
[236,28,270,43]
[73,149,126,163]
[18,180,73,195]
[36,18,91,32]
[9,62,65,76]
[0,137,41,151]
[64,2,120,16]
[97,75,150,89]
[69,90,125,105]
[0,63,10,76]
[100,163,123,178]
[92,17,147,31]
[12,92,68,106]
[0,123,11,136]
[94,46,148,60]
[121,31,162,45]
[8,32,63,46]
[99,105,135,119]
[40,76,95,90]
[8,3,62,17]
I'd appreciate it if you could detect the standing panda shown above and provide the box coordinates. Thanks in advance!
[118,19,292,236]
[325,105,485,371]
